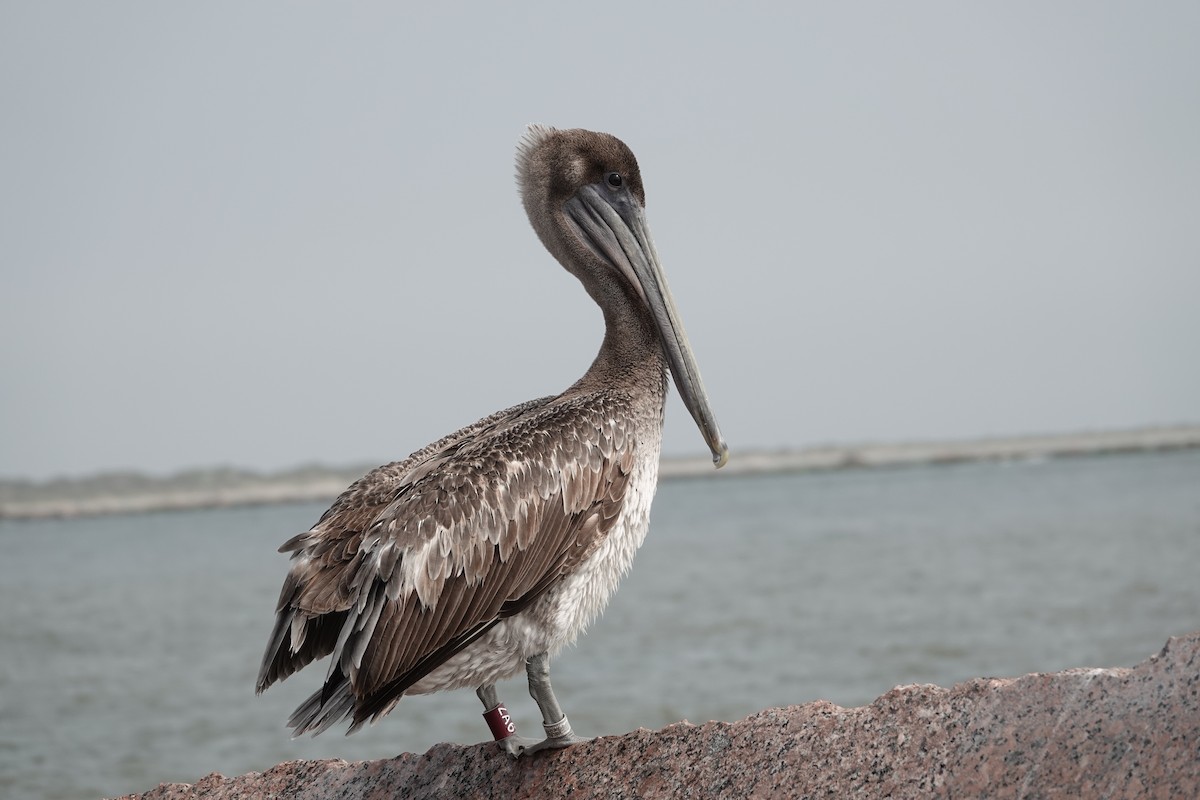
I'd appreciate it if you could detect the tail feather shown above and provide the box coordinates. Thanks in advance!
[257,609,349,695]
[287,672,376,737]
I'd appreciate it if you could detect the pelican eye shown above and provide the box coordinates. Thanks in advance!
[606,172,623,189]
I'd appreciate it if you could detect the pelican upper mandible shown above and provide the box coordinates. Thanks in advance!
[256,125,728,757]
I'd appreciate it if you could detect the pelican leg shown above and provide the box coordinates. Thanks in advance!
[476,684,538,757]
[517,652,589,756]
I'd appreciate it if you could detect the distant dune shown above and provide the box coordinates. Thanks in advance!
[2,425,1197,521]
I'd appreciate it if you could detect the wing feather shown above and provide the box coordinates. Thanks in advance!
[256,392,638,735]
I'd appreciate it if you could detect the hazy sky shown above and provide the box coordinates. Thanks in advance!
[2,3,1197,480]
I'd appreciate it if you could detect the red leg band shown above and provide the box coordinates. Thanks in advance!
[483,703,516,741]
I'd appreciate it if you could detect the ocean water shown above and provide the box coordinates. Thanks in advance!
[2,450,1198,799]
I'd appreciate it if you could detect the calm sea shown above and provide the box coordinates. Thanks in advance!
[2,450,1198,799]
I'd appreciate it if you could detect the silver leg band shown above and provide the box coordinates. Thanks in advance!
[543,714,571,739]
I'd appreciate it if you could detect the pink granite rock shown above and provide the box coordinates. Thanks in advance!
[115,632,1200,799]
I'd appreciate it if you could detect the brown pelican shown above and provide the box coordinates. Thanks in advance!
[256,125,728,757]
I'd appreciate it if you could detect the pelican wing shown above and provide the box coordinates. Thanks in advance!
[256,393,635,730]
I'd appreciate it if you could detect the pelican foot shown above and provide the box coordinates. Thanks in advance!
[498,734,541,758]
[511,731,590,758]
[514,653,590,758]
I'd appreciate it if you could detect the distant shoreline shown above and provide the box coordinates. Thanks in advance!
[2,425,1197,521]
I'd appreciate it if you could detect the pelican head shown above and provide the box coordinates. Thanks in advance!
[516,125,728,468]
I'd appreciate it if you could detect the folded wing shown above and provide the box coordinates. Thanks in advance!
[256,393,635,732]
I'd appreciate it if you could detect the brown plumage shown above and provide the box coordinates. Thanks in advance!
[257,125,726,748]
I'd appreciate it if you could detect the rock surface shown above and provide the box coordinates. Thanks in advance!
[116,632,1199,800]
